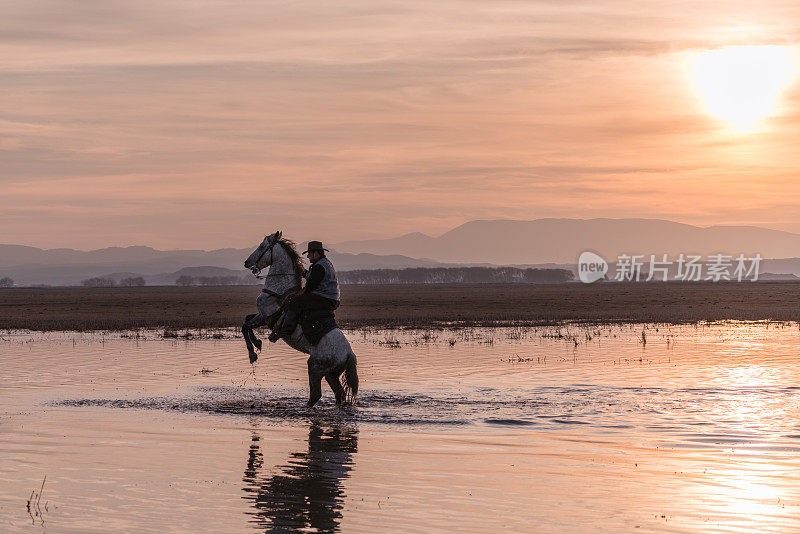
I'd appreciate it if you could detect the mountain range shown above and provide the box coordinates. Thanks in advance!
[2,218,800,285]
[333,218,800,264]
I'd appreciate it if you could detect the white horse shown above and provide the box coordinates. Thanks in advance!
[242,231,358,407]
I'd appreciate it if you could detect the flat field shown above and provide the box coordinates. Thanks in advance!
[1,282,799,331]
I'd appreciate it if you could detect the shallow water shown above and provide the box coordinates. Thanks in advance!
[2,322,800,532]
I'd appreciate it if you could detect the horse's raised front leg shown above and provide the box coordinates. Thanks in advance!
[242,313,265,364]
[307,360,323,408]
[325,371,345,405]
[244,313,263,352]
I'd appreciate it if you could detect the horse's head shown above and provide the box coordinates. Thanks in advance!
[244,230,282,275]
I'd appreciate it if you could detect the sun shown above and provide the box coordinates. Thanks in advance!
[689,45,797,132]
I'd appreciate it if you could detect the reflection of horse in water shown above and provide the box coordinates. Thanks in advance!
[242,423,358,533]
[242,231,358,407]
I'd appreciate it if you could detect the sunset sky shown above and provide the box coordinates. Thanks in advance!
[2,1,800,250]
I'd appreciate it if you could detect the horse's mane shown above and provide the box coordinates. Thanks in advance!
[276,238,305,286]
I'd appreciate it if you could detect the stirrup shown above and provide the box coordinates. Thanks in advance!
[268,331,281,343]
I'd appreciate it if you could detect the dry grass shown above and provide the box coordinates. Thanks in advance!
[1,282,799,331]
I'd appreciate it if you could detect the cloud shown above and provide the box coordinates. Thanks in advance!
[1,0,799,248]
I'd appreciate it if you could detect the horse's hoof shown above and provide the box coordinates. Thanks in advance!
[253,339,262,352]
[249,351,258,364]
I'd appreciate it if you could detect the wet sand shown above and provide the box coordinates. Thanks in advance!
[2,282,800,331]
[3,323,800,532]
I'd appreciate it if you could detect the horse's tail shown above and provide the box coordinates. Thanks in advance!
[341,352,359,405]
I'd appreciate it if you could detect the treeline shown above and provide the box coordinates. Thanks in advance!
[338,267,574,284]
[77,268,575,287]
[82,276,145,287]
[81,275,259,287]
[175,275,257,286]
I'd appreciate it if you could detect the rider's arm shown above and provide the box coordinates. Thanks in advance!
[303,263,325,293]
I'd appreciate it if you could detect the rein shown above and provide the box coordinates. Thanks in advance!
[250,239,278,276]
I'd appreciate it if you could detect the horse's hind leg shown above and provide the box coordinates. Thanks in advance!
[325,371,345,405]
[307,361,324,408]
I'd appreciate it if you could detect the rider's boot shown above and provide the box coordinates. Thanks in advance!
[269,310,298,343]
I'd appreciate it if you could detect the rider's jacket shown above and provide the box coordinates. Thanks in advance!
[305,255,340,302]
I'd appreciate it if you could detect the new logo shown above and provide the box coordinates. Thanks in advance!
[578,251,608,283]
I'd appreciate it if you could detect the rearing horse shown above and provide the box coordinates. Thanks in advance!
[242,231,358,407]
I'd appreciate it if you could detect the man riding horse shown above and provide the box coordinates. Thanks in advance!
[268,241,340,343]
[242,232,357,406]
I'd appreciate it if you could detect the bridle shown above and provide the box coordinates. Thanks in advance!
[251,238,299,280]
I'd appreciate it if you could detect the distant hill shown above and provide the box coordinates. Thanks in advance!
[333,218,800,264]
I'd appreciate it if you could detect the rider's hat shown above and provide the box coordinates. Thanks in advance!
[303,241,329,255]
